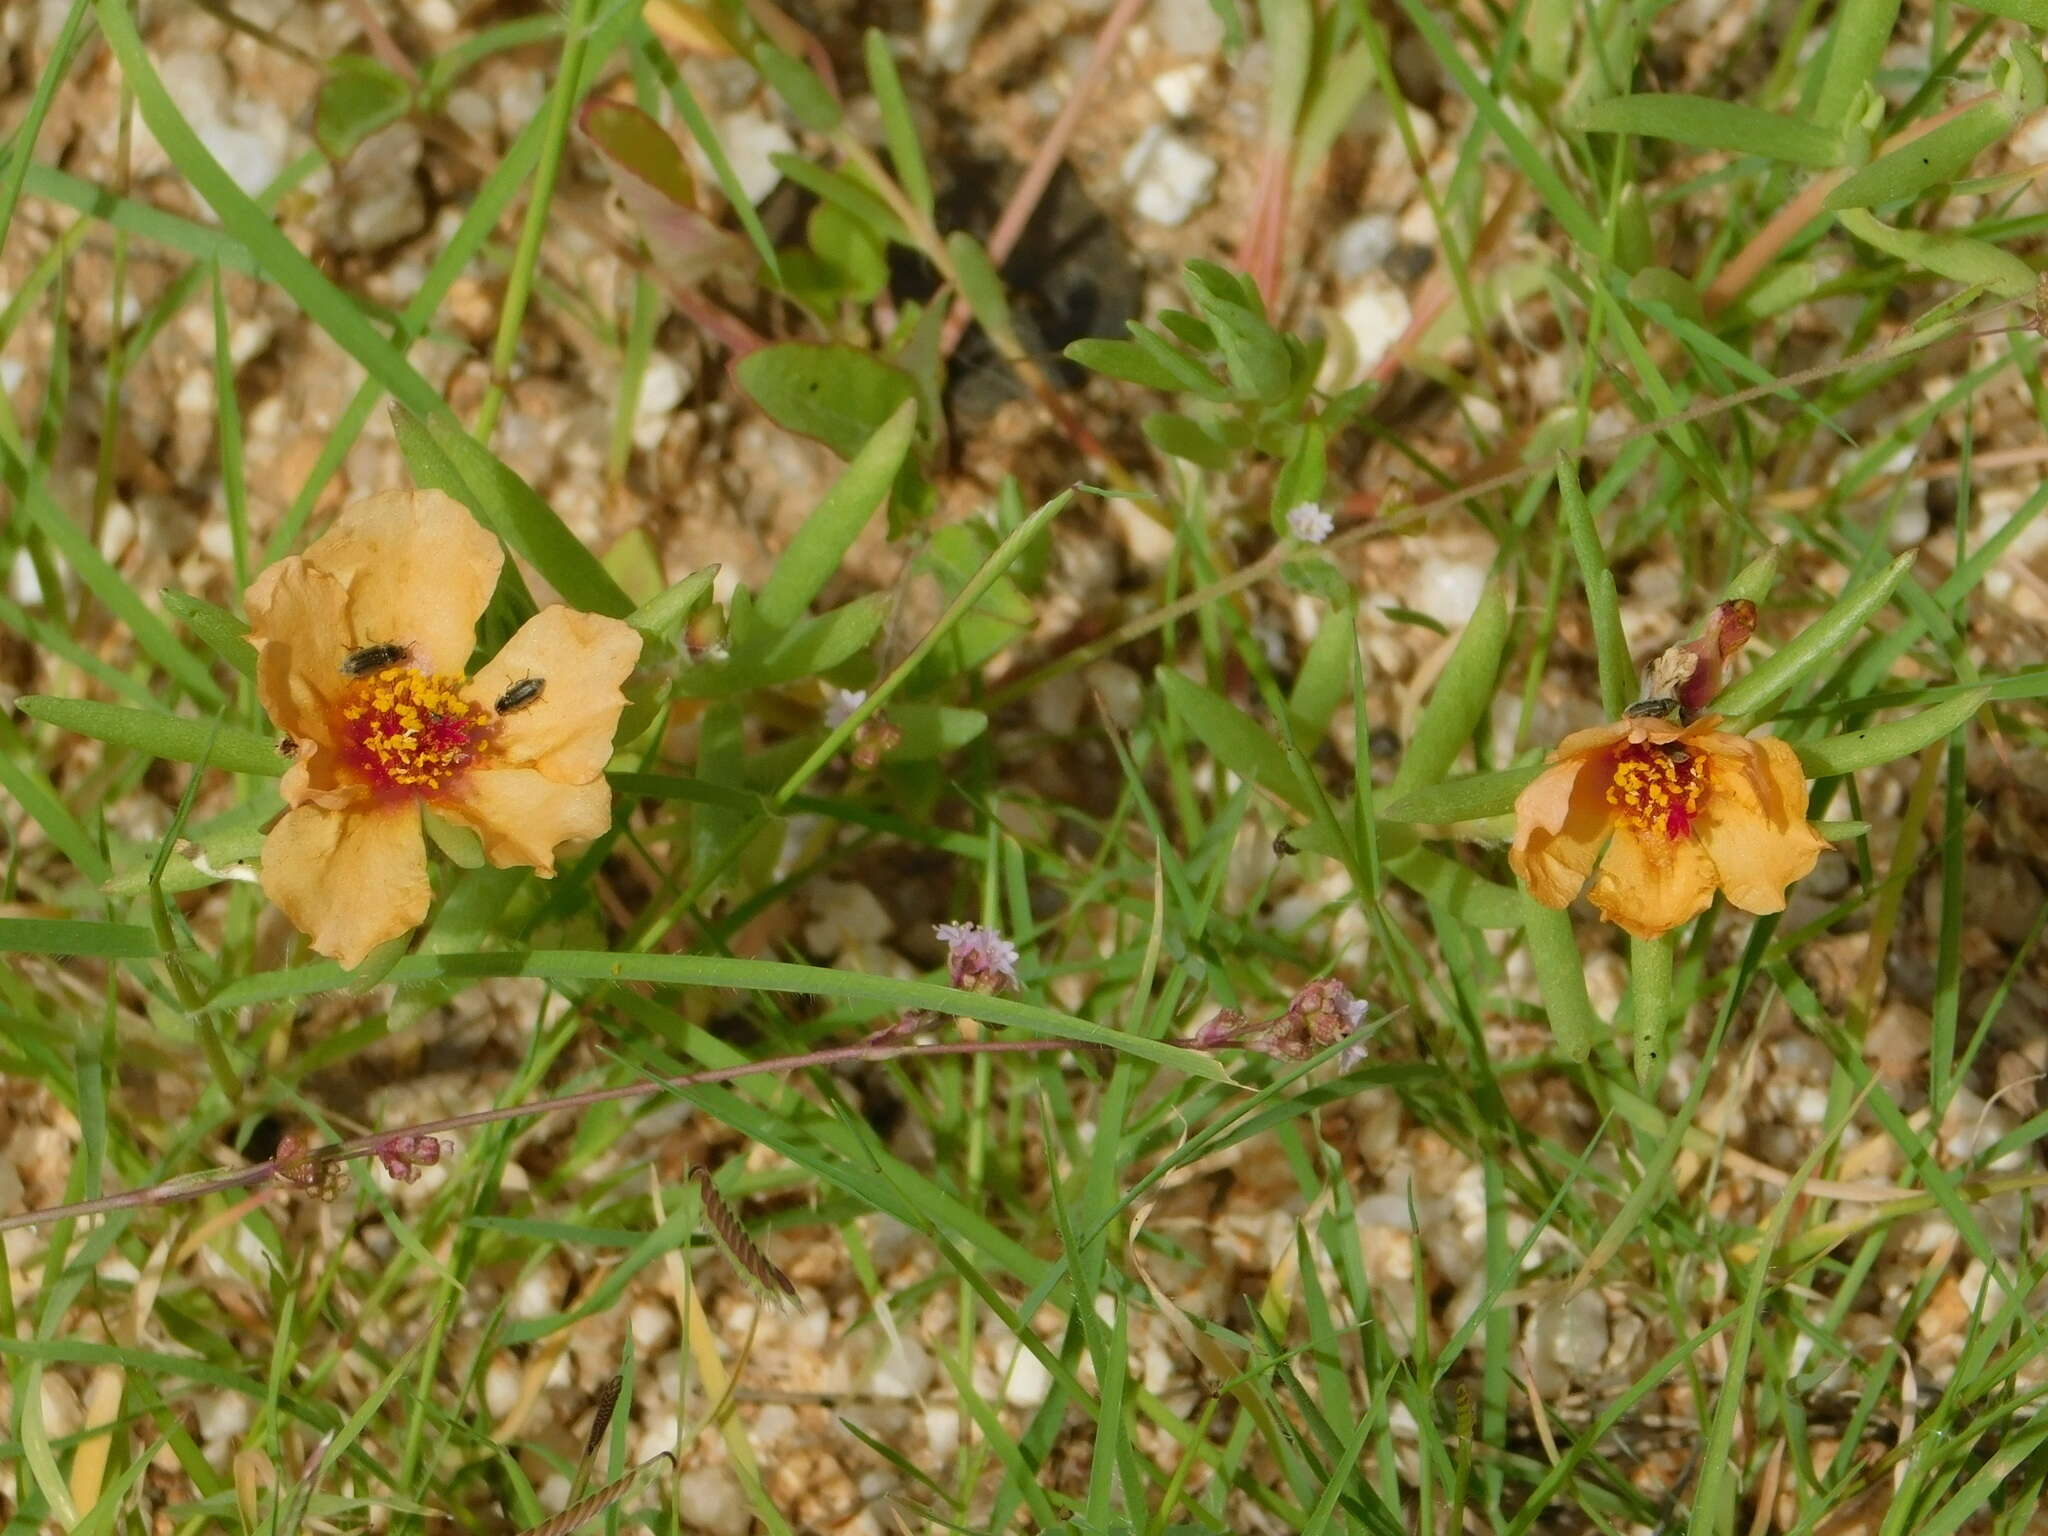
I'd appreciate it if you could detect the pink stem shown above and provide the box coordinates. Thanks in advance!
[0,1037,1078,1235]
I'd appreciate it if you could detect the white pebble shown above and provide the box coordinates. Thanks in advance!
[1413,558,1487,629]
[1334,275,1411,378]
[1152,63,1206,118]
[10,547,43,605]
[869,1333,933,1399]
[678,1465,752,1536]
[1121,126,1217,228]
[923,1404,960,1460]
[925,0,997,71]
[198,1390,251,1446]
[198,119,286,200]
[719,110,796,205]
[1002,1342,1053,1408]
[483,1355,521,1418]
[630,1300,674,1349]
[1330,213,1400,281]
[1528,1289,1608,1385]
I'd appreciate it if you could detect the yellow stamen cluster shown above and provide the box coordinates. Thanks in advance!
[1606,743,1705,841]
[336,665,490,793]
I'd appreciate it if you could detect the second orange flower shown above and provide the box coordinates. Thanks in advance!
[1510,714,1828,940]
[246,490,641,967]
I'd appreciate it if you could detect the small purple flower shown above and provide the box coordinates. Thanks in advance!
[824,688,867,729]
[935,921,1020,993]
[1285,502,1334,544]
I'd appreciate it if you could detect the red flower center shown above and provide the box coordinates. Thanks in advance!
[1606,742,1707,841]
[331,665,492,797]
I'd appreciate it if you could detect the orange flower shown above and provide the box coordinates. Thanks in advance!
[246,491,640,966]
[1510,714,1827,940]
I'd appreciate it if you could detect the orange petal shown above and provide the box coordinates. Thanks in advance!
[439,768,612,876]
[247,559,352,749]
[301,490,504,675]
[260,802,429,969]
[1511,757,1607,908]
[1553,719,1637,759]
[1696,742,1827,915]
[1585,826,1716,940]
[466,607,642,784]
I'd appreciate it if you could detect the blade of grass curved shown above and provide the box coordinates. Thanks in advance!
[205,951,1225,1077]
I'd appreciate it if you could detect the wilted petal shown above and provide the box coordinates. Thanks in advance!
[261,801,429,968]
[1585,826,1716,940]
[301,490,503,674]
[247,560,352,749]
[440,768,612,875]
[466,606,641,783]
[1511,756,1608,909]
[1696,739,1826,914]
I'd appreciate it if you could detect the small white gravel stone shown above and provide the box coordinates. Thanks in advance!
[925,0,997,71]
[10,547,43,605]
[720,110,796,204]
[1121,125,1217,228]
[869,1332,933,1399]
[1002,1341,1053,1408]
[1334,275,1411,379]
[679,1465,752,1536]
[1330,213,1400,281]
[1152,63,1206,118]
[1411,557,1487,629]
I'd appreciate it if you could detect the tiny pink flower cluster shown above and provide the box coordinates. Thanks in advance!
[1187,977,1369,1063]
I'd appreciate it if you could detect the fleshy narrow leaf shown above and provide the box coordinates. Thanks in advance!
[1380,763,1544,824]
[1715,550,1916,718]
[1387,579,1510,798]
[0,919,159,958]
[160,590,257,679]
[420,412,635,618]
[676,595,888,697]
[1835,207,2038,299]
[753,399,915,629]
[18,697,287,777]
[629,564,721,644]
[1795,688,1988,777]
[1158,670,1316,814]
[1576,95,1846,168]
[1823,97,2018,210]
[1522,897,1600,1061]
[863,28,933,222]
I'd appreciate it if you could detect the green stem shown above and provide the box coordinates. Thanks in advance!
[1629,934,1675,1088]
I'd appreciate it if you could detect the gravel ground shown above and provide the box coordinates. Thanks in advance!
[6,1,2048,1532]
